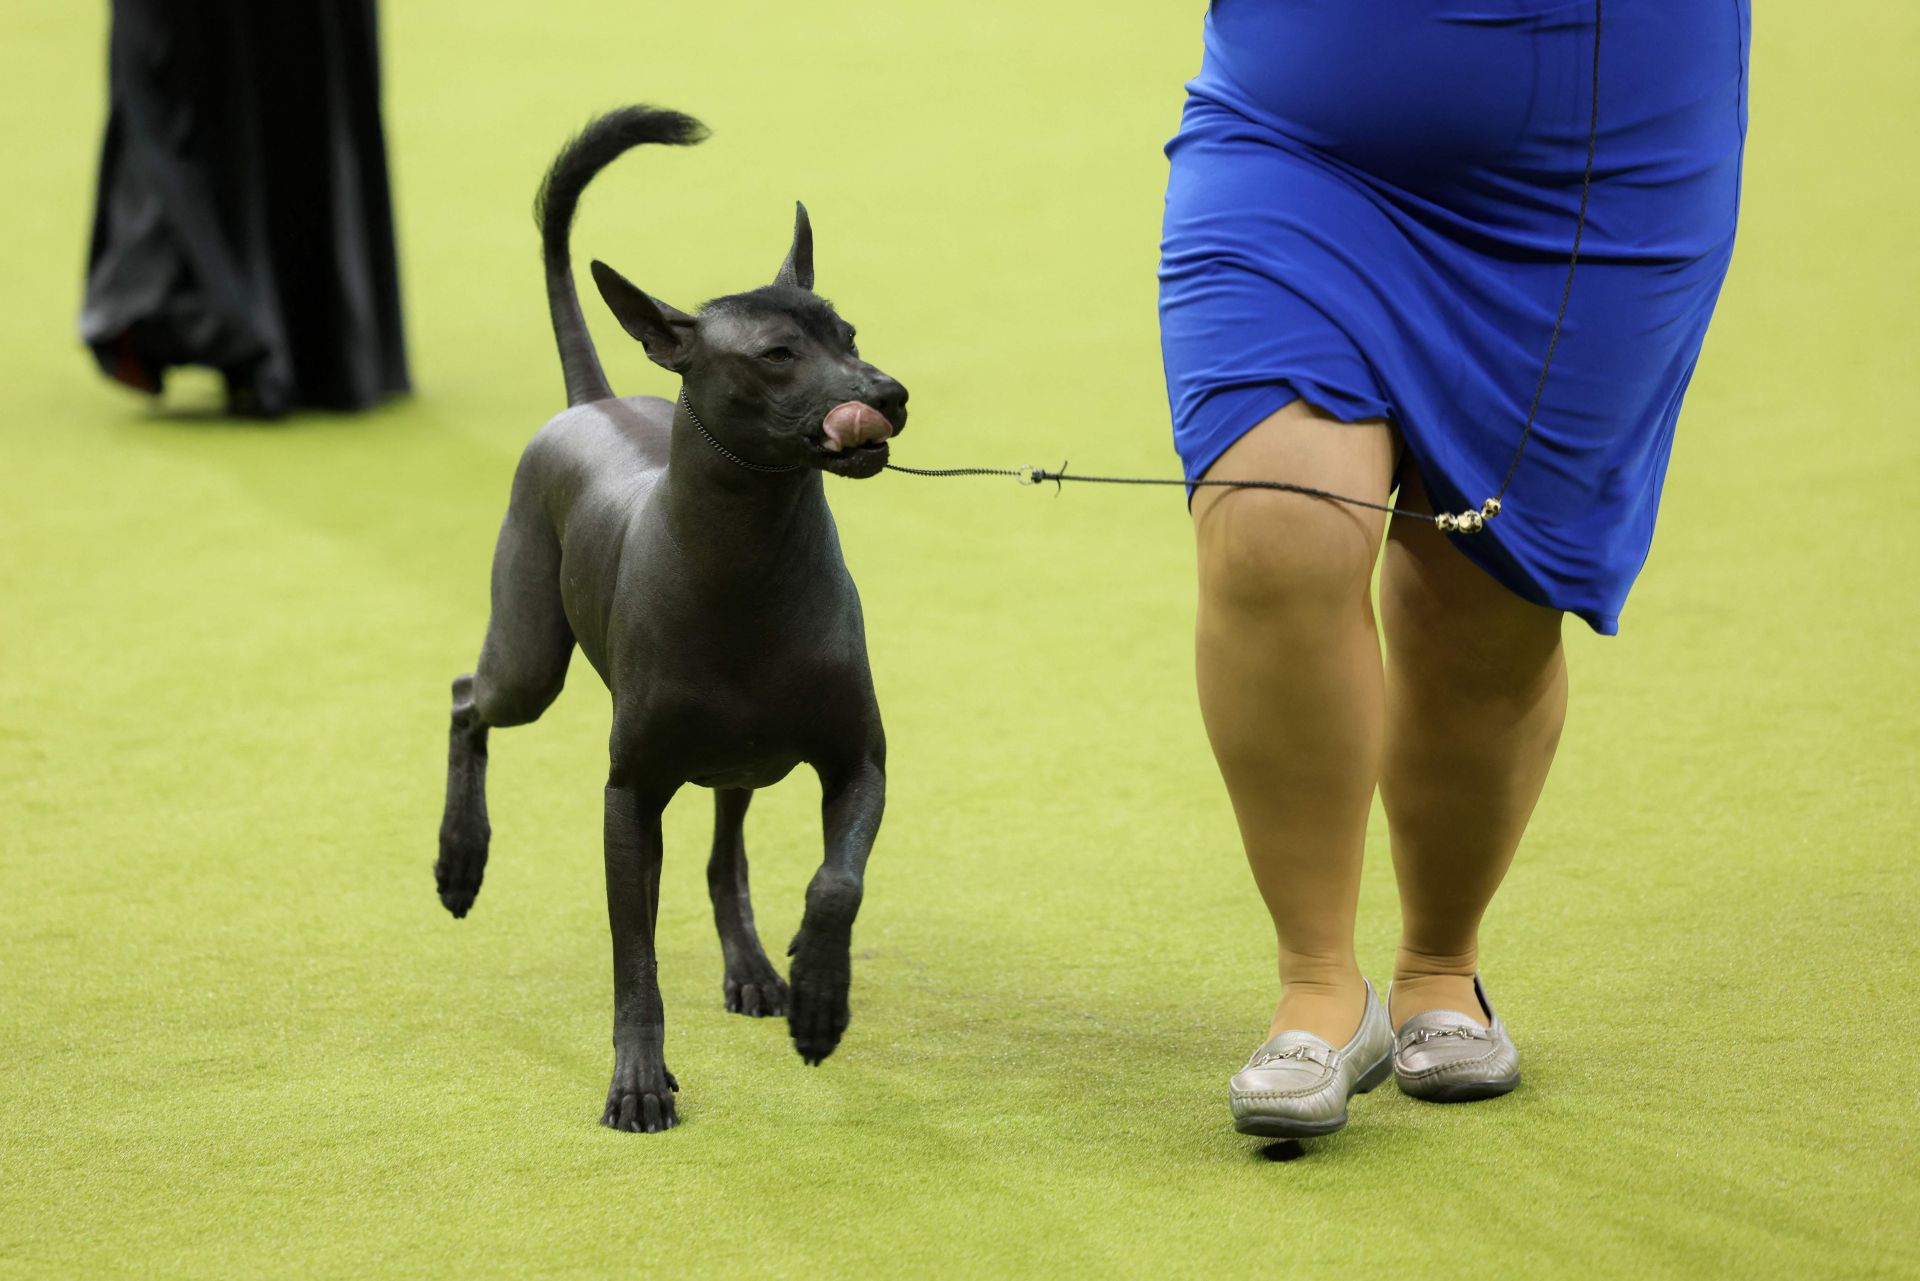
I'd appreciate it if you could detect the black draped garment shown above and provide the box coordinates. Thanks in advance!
[80,0,409,415]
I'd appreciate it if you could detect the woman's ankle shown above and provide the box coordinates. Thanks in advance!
[1388,948,1487,1028]
[1269,971,1368,1044]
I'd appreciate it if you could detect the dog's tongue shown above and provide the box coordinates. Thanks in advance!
[822,402,893,452]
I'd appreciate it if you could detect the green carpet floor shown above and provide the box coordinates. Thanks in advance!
[4,2,1916,1276]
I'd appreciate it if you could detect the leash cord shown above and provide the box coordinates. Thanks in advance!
[1498,0,1602,505]
[885,0,1602,535]
[881,461,1415,517]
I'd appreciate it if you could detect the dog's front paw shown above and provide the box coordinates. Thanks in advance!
[723,964,789,1018]
[786,932,851,1065]
[601,1064,680,1134]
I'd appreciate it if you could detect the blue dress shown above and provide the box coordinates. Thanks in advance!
[1158,1,1748,633]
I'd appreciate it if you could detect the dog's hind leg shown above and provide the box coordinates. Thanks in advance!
[708,789,789,1018]
[437,673,492,918]
[437,499,575,918]
[603,780,679,1132]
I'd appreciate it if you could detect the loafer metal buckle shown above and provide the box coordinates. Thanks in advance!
[1407,1025,1491,1047]
[1250,1044,1334,1070]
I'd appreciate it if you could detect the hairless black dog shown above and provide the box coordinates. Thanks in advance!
[435,106,907,1133]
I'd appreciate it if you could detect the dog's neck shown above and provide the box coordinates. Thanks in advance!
[660,399,833,585]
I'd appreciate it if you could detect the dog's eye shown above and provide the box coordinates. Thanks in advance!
[760,347,795,364]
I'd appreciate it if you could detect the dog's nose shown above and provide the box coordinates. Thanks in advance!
[863,375,909,431]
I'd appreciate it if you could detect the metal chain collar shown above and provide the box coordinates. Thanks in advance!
[680,387,802,474]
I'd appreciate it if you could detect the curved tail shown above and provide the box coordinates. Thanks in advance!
[534,106,708,407]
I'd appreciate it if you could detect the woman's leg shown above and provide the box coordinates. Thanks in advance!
[1192,399,1397,1046]
[1378,469,1568,1027]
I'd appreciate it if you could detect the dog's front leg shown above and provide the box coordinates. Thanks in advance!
[602,783,679,1132]
[788,753,884,1065]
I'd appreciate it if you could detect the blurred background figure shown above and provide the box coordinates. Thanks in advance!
[79,0,408,417]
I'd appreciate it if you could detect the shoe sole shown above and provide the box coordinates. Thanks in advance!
[1234,1112,1347,1139]
[1231,1050,1392,1139]
[1394,1069,1520,1103]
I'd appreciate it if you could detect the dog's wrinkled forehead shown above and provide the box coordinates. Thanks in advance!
[697,285,850,352]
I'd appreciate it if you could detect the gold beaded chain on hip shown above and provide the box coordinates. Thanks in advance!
[885,1,1603,537]
[1435,498,1502,535]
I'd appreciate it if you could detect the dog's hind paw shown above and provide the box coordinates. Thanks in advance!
[602,1066,680,1134]
[434,847,487,919]
[436,877,480,918]
[723,969,789,1018]
[786,935,851,1065]
[435,813,491,917]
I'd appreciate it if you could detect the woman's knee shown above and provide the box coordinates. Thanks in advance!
[1382,528,1563,698]
[1196,489,1382,621]
[1192,402,1395,622]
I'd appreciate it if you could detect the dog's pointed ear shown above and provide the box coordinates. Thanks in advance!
[773,201,813,291]
[591,259,695,372]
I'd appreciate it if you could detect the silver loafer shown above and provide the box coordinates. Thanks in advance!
[1390,975,1521,1102]
[1229,981,1393,1138]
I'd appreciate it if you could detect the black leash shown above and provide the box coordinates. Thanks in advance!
[887,0,1603,535]
[882,460,1418,519]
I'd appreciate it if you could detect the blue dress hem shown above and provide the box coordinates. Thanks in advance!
[1182,376,1622,636]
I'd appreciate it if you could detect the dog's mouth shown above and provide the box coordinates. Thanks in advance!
[813,402,896,478]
